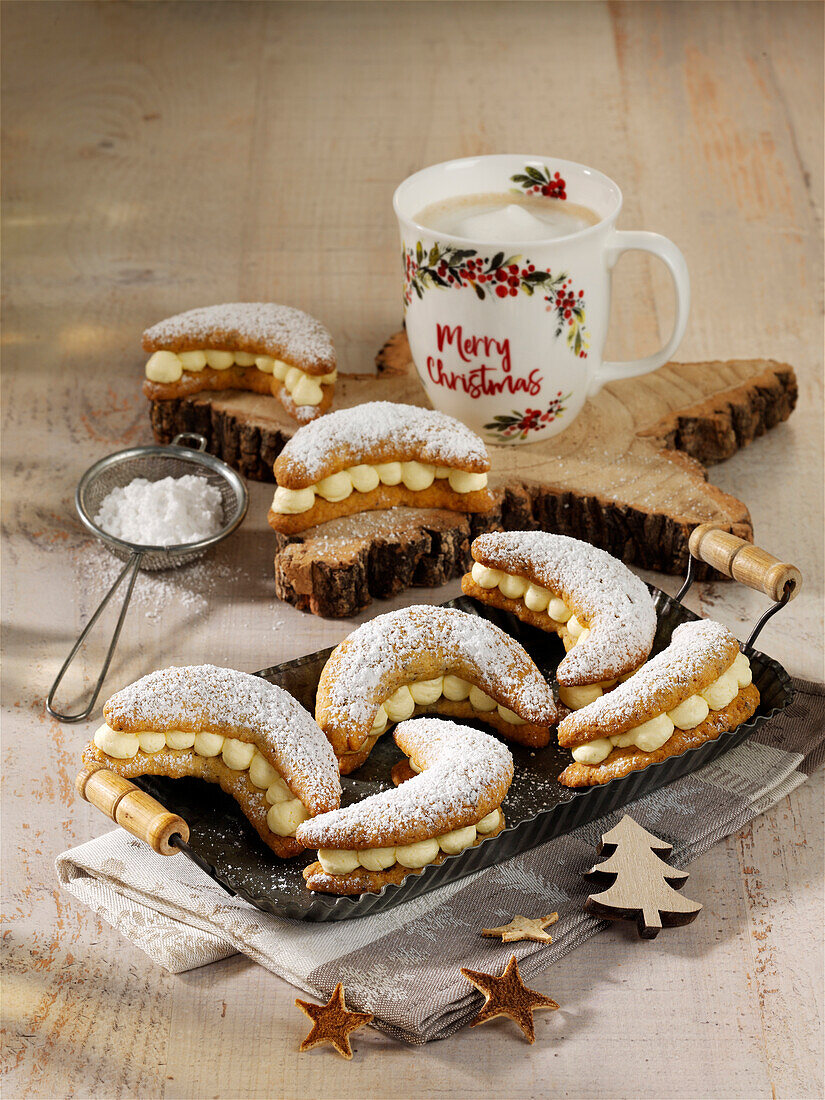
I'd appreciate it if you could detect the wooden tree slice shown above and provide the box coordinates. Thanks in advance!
[272,505,503,619]
[149,333,796,616]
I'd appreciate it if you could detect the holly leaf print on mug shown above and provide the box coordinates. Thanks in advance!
[510,165,567,199]
[403,243,589,358]
[484,393,571,440]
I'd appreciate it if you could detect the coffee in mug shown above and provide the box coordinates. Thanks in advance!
[414,192,600,243]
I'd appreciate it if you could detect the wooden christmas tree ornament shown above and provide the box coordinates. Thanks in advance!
[584,814,702,939]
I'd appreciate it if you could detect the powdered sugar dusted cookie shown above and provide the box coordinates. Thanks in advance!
[316,604,558,773]
[267,401,494,534]
[461,532,657,703]
[556,619,759,787]
[142,303,336,424]
[298,717,513,894]
[83,665,341,857]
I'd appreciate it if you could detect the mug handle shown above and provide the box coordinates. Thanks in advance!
[588,230,691,396]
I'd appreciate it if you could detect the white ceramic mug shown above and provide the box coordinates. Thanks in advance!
[393,155,690,444]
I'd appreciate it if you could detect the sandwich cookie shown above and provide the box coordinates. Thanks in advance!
[142,302,336,424]
[267,401,494,534]
[556,619,759,786]
[462,531,657,709]
[315,604,559,773]
[84,665,341,857]
[297,717,513,894]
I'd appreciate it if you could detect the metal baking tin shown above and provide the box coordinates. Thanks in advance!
[135,591,793,921]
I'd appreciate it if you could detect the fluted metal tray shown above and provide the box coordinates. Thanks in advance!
[136,590,793,921]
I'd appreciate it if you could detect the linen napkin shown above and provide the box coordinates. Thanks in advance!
[57,678,824,1045]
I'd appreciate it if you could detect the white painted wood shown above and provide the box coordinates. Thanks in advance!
[2,3,822,1097]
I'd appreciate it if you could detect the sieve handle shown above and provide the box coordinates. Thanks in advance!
[46,551,144,723]
[172,432,207,451]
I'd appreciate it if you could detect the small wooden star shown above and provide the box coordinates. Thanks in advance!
[481,912,559,943]
[295,983,373,1059]
[460,955,559,1043]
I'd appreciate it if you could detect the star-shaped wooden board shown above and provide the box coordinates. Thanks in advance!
[149,331,796,617]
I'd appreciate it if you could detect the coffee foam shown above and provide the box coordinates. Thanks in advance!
[415,192,600,242]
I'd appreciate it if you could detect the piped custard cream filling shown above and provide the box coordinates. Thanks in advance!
[93,723,309,836]
[145,349,337,407]
[471,561,620,703]
[271,464,489,515]
[364,676,527,741]
[570,652,753,765]
[471,561,586,635]
[316,807,503,875]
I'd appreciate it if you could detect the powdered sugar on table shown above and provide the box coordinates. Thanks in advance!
[94,475,223,546]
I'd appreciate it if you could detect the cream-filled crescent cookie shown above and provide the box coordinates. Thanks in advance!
[461,532,657,703]
[267,401,494,534]
[142,303,336,424]
[297,717,513,894]
[556,619,759,787]
[83,665,341,857]
[315,604,558,774]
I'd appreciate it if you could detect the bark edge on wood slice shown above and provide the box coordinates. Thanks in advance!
[148,332,796,617]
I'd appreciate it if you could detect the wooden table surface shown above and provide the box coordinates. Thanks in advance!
[2,3,823,1097]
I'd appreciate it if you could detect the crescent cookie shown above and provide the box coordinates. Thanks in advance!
[315,605,559,773]
[267,401,494,534]
[461,531,657,708]
[297,717,513,894]
[83,664,341,857]
[142,303,336,424]
[556,619,759,787]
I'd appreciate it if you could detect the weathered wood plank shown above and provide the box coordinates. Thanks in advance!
[1,2,821,1098]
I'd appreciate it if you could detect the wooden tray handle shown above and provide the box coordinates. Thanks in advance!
[689,525,802,603]
[76,763,190,855]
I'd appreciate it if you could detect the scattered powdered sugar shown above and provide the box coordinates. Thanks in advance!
[296,717,513,848]
[76,541,253,623]
[559,619,738,742]
[473,531,657,683]
[104,664,340,812]
[275,402,490,486]
[320,605,557,727]
[143,302,335,371]
[94,475,223,547]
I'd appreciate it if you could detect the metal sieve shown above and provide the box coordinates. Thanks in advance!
[47,433,248,723]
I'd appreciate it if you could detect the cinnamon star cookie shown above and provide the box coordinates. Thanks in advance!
[142,302,336,424]
[315,604,559,773]
[297,717,514,894]
[267,401,494,534]
[83,665,341,857]
[556,619,759,786]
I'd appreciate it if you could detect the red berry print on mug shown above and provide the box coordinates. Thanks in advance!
[402,242,589,358]
[484,392,571,440]
[510,164,568,199]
